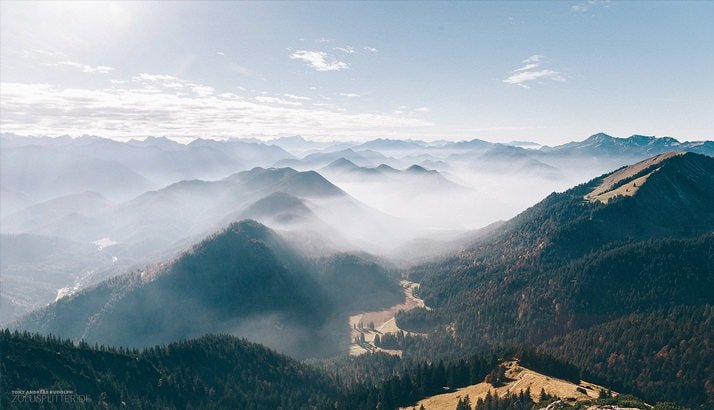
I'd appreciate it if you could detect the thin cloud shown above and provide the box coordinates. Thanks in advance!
[513,54,544,72]
[255,96,302,106]
[134,73,187,90]
[45,61,113,74]
[503,55,565,88]
[339,92,360,98]
[217,51,225,56]
[0,77,431,139]
[133,73,216,96]
[334,46,355,54]
[363,46,378,52]
[571,0,610,13]
[283,93,311,101]
[414,107,431,113]
[290,50,349,72]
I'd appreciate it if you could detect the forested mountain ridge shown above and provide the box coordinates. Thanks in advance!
[1,330,682,409]
[395,152,714,406]
[0,330,340,409]
[541,305,714,406]
[410,152,714,310]
[13,220,403,358]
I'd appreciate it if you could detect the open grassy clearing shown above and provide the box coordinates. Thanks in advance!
[349,280,426,356]
[402,360,616,410]
[585,151,683,203]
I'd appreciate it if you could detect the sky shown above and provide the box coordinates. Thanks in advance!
[1,1,712,145]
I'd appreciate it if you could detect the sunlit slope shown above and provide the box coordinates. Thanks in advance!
[14,220,402,358]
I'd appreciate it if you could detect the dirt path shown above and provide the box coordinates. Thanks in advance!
[348,280,427,356]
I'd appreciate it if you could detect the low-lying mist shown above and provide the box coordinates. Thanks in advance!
[321,166,596,232]
[3,133,692,328]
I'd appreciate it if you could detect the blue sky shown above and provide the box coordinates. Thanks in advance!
[1,1,712,144]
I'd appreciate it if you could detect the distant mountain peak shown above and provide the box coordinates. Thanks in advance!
[375,164,397,173]
[241,192,315,224]
[585,132,614,143]
[273,135,308,143]
[356,138,424,150]
[544,133,711,157]
[242,166,298,177]
[405,164,429,173]
[324,157,359,169]
[627,134,681,146]
[224,218,274,240]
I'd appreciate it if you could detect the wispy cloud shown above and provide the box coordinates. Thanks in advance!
[283,93,311,101]
[45,61,113,74]
[217,51,225,56]
[571,0,610,13]
[512,54,544,72]
[363,46,378,52]
[255,96,302,106]
[134,73,192,90]
[289,50,349,72]
[339,92,360,98]
[0,76,430,139]
[334,46,355,54]
[503,55,565,88]
[393,106,431,115]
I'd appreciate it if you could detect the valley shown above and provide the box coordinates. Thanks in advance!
[349,280,428,356]
[2,133,712,409]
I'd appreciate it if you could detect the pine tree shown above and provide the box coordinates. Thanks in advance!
[455,394,472,410]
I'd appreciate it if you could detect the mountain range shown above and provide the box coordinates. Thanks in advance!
[3,132,714,408]
[1,166,408,325]
[4,132,711,210]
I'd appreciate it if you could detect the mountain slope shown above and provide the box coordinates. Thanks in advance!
[14,220,402,358]
[1,191,113,235]
[1,167,408,325]
[0,145,154,202]
[0,330,339,409]
[0,233,121,325]
[540,305,714,407]
[1,135,296,201]
[395,152,714,405]
[240,191,315,223]
[8,166,347,258]
[498,152,713,261]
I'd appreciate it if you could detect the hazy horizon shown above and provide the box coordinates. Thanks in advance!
[2,131,710,146]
